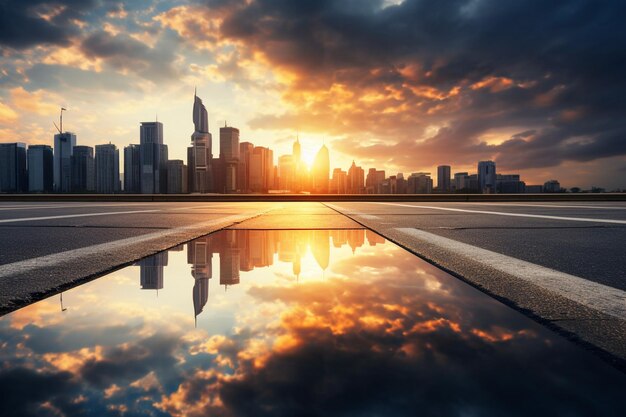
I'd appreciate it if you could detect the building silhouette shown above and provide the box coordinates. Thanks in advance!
[188,91,213,193]
[140,121,167,193]
[311,144,330,193]
[123,144,141,193]
[437,165,451,193]
[237,142,254,193]
[478,160,497,194]
[219,125,240,193]
[27,145,53,193]
[95,143,120,193]
[53,132,76,192]
[167,160,187,193]
[71,145,95,192]
[0,143,27,193]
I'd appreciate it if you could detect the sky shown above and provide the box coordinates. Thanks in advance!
[1,0,625,189]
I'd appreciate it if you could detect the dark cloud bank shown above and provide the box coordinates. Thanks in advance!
[213,0,626,173]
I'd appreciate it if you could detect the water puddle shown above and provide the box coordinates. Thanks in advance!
[1,229,625,416]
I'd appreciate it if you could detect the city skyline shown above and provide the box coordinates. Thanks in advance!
[0,90,580,194]
[0,1,624,189]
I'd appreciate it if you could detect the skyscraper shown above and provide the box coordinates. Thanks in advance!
[238,142,254,193]
[140,122,167,193]
[278,154,295,191]
[0,143,27,193]
[478,160,497,194]
[250,146,271,192]
[189,91,213,193]
[347,161,365,194]
[71,146,95,192]
[330,168,347,194]
[124,144,141,193]
[437,165,451,193]
[167,159,187,193]
[53,132,76,192]
[95,143,120,193]
[219,126,240,193]
[27,145,53,193]
[311,144,329,193]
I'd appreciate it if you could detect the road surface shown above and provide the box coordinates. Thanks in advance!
[0,200,625,369]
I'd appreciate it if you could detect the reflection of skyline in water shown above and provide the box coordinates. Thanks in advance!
[139,229,386,322]
[2,229,626,417]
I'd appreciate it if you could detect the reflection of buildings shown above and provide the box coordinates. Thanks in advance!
[139,252,168,290]
[184,229,385,320]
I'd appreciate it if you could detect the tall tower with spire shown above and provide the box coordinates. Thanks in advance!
[188,89,213,192]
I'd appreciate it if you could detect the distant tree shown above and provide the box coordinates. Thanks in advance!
[570,187,581,193]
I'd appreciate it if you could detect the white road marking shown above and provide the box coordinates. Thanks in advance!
[395,227,626,320]
[371,202,626,224]
[0,213,260,279]
[0,203,157,211]
[0,209,161,224]
[466,203,626,210]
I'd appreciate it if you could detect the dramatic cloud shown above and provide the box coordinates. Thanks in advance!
[174,0,626,180]
[0,0,624,187]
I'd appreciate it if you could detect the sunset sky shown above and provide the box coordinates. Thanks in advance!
[1,0,625,189]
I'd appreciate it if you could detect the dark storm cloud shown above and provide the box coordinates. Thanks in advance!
[0,0,97,49]
[207,0,626,171]
[80,30,183,82]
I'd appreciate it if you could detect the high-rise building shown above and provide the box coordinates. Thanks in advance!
[366,168,385,194]
[0,143,27,193]
[311,144,329,193]
[454,172,469,192]
[189,91,213,193]
[330,168,348,194]
[396,173,407,194]
[497,174,525,193]
[278,154,295,191]
[71,146,95,192]
[347,161,365,194]
[250,146,271,192]
[53,132,76,192]
[478,160,497,194]
[27,145,53,193]
[543,180,561,193]
[124,144,141,193]
[437,165,451,193]
[167,159,188,193]
[407,172,433,193]
[219,126,240,193]
[140,122,167,193]
[238,142,254,193]
[95,143,120,193]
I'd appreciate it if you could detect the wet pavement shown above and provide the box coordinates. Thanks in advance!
[1,229,625,417]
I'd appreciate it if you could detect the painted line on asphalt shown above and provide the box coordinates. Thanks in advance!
[0,209,161,224]
[0,203,158,211]
[467,203,626,210]
[0,213,260,279]
[372,202,626,224]
[395,227,626,320]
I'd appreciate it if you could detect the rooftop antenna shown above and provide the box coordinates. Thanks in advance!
[53,107,66,134]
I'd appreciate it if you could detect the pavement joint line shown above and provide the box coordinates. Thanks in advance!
[395,227,626,321]
[371,202,626,224]
[0,212,269,280]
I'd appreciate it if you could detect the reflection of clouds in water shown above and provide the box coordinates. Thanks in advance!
[0,230,625,416]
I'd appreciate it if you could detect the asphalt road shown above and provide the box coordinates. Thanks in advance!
[1,200,625,369]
